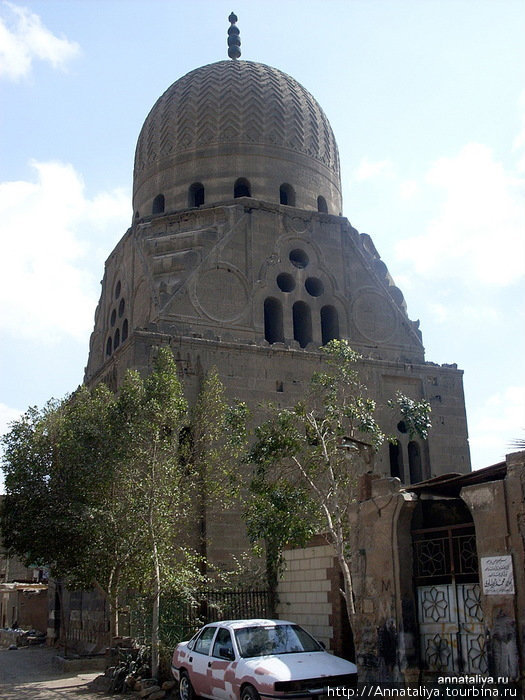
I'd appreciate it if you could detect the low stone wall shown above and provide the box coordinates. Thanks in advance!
[0,629,26,647]
[52,654,107,673]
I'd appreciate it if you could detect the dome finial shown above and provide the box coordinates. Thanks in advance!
[227,12,241,60]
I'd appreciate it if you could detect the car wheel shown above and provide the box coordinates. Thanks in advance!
[179,671,195,700]
[241,684,260,700]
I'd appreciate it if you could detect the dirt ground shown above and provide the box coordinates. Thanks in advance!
[0,645,104,699]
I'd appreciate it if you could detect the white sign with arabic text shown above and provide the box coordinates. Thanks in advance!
[481,555,515,595]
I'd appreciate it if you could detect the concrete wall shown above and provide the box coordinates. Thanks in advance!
[0,585,47,633]
[462,452,525,681]
[0,554,36,583]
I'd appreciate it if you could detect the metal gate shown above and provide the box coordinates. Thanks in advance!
[413,525,487,674]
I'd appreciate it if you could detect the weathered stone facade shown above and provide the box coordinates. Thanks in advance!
[278,451,525,685]
[84,57,470,568]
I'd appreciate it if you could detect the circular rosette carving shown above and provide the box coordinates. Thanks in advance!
[353,289,397,343]
[195,266,249,322]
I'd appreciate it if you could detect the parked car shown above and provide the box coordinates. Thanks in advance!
[171,618,357,700]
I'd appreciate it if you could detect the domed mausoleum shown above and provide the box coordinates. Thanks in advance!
[133,60,341,217]
[85,16,470,568]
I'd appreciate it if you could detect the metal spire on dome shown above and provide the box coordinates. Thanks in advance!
[227,12,241,59]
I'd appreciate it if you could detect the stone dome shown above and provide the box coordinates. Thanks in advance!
[133,60,342,217]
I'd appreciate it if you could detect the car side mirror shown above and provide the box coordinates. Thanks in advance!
[220,647,235,661]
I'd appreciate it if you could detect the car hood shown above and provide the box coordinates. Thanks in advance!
[241,651,356,680]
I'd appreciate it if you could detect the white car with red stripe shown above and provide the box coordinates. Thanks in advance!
[171,619,357,700]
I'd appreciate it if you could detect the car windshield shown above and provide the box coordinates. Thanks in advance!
[234,624,322,658]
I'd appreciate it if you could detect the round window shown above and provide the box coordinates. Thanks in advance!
[305,277,324,296]
[289,249,309,268]
[276,273,295,292]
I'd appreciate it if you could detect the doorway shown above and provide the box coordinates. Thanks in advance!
[412,509,486,674]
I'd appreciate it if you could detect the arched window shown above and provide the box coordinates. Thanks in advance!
[389,442,404,480]
[279,183,295,206]
[114,328,120,350]
[106,337,112,356]
[152,194,165,214]
[189,182,205,207]
[321,305,339,345]
[234,178,251,198]
[122,319,129,342]
[264,297,284,344]
[317,195,328,213]
[408,441,422,483]
[293,301,312,348]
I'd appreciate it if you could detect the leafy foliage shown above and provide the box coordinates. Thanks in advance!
[389,391,432,440]
[1,384,116,586]
[245,340,432,619]
[0,348,248,678]
[244,472,320,615]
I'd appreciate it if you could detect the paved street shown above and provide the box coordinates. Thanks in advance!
[0,645,103,699]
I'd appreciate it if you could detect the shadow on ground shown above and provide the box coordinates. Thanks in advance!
[0,646,103,699]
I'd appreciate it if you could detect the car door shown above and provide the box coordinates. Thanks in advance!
[189,626,218,697]
[207,627,237,700]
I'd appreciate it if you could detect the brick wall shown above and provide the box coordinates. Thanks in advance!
[277,541,336,649]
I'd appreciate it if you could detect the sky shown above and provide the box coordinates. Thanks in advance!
[0,0,524,487]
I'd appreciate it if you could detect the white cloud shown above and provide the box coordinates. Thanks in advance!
[0,1,80,80]
[513,90,525,173]
[353,157,394,182]
[0,160,130,344]
[427,302,449,324]
[395,143,525,287]
[468,386,525,469]
[398,179,419,201]
[0,402,22,437]
[0,403,22,492]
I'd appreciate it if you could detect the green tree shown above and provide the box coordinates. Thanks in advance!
[188,366,249,573]
[247,340,431,621]
[243,470,320,616]
[0,385,119,576]
[108,355,248,675]
[0,384,123,640]
[110,347,192,677]
[1,350,250,674]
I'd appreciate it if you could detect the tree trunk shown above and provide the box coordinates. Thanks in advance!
[338,551,356,616]
[151,538,161,679]
[265,539,279,618]
[106,565,120,640]
[56,582,69,657]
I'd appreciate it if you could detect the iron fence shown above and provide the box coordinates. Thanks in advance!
[129,589,271,648]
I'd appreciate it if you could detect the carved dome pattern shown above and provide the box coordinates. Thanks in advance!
[134,60,340,178]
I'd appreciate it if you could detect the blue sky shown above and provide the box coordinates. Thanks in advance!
[1,0,524,484]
